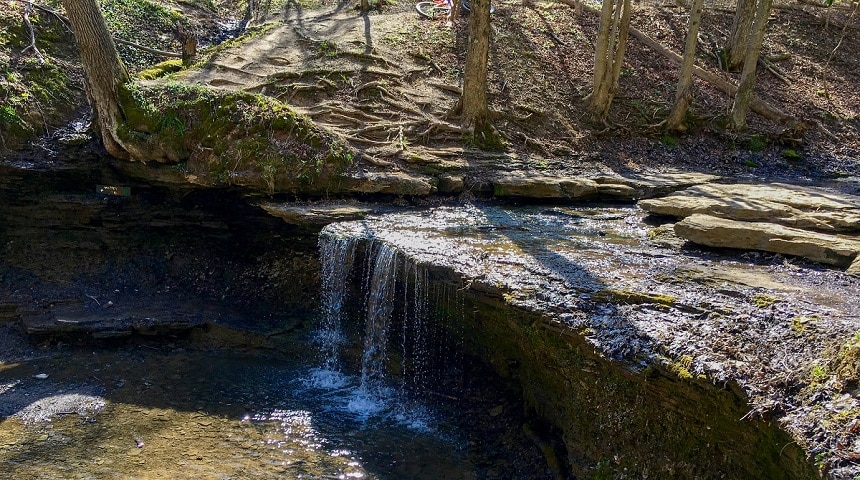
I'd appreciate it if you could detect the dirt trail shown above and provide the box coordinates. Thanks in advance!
[175,6,479,170]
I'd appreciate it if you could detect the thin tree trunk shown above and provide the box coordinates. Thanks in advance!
[729,0,772,130]
[724,0,756,70]
[585,0,614,113]
[62,0,131,159]
[666,0,704,131]
[586,0,631,122]
[458,0,491,130]
[555,0,799,130]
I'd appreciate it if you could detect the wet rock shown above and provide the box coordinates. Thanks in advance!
[491,174,598,199]
[437,174,465,195]
[18,299,212,337]
[595,172,720,199]
[674,214,860,268]
[639,183,860,233]
[260,203,376,226]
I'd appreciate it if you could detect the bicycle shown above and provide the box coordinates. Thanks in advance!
[415,0,493,19]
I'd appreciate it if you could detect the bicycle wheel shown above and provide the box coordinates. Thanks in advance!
[416,1,449,18]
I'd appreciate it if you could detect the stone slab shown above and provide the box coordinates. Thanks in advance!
[674,214,860,267]
[261,203,375,225]
[640,183,860,233]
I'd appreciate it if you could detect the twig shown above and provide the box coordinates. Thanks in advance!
[17,0,72,33]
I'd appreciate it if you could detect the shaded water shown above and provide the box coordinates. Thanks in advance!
[0,330,544,480]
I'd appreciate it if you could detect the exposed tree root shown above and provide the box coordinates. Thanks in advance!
[429,82,462,95]
[355,80,393,96]
[341,50,397,67]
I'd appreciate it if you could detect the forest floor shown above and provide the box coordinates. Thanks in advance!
[159,0,860,189]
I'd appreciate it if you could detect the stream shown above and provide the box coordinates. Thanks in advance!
[0,332,545,480]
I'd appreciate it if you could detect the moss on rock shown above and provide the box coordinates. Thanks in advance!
[117,81,356,194]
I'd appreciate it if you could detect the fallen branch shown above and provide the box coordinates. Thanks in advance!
[759,57,791,85]
[21,3,45,62]
[553,0,800,129]
[114,37,182,58]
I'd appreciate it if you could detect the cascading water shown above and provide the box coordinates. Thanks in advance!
[359,240,399,390]
[312,224,465,424]
[316,233,359,371]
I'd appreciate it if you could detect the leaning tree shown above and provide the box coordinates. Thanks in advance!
[665,0,705,131]
[62,0,136,158]
[723,0,756,71]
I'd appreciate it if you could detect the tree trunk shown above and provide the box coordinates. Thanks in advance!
[724,0,755,71]
[666,0,704,131]
[62,0,131,159]
[585,0,632,122]
[729,0,772,130]
[458,0,491,131]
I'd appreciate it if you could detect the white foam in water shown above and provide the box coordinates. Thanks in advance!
[344,386,391,419]
[302,368,350,390]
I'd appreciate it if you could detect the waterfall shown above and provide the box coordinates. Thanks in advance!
[314,225,464,422]
[359,240,399,390]
[315,232,358,374]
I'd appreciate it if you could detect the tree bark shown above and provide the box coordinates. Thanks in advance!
[724,0,756,71]
[666,0,704,131]
[62,0,132,159]
[729,0,772,130]
[458,0,491,131]
[585,0,632,122]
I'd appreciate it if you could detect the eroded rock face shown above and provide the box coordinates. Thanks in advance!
[640,183,860,233]
[0,161,320,339]
[674,214,860,267]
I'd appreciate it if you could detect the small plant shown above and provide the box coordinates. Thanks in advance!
[782,149,802,161]
[317,40,338,58]
[746,134,768,152]
[743,159,759,168]
[752,293,776,308]
[660,134,678,147]
[810,364,828,380]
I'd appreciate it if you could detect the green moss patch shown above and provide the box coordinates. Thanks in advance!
[119,81,355,193]
[137,59,185,80]
[0,3,81,150]
[593,289,677,307]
